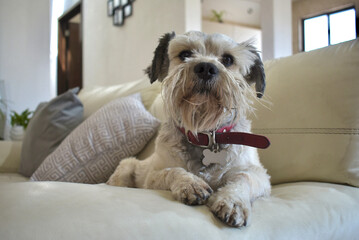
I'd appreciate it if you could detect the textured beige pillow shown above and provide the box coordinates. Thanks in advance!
[31,93,160,183]
[252,39,359,187]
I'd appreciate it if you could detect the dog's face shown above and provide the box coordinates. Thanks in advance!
[146,31,265,133]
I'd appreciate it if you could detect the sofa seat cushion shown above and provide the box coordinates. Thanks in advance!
[0,181,358,240]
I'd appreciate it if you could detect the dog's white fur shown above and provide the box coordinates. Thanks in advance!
[107,31,271,228]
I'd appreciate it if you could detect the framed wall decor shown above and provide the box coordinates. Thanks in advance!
[107,0,114,16]
[124,3,132,17]
[113,0,121,8]
[113,7,124,26]
[107,0,135,26]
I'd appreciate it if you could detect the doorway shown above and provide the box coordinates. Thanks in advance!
[57,2,82,95]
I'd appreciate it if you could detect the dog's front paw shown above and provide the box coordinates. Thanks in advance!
[209,196,251,228]
[171,177,213,205]
[107,157,138,187]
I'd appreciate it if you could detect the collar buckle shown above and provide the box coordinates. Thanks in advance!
[185,130,219,151]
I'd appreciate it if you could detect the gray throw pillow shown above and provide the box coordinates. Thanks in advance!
[31,93,160,184]
[19,88,83,177]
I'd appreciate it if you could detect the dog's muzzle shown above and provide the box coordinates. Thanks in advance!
[194,62,218,82]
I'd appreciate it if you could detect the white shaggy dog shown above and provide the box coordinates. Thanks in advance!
[107,31,271,228]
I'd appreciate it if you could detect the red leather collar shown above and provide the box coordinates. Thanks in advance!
[178,126,270,149]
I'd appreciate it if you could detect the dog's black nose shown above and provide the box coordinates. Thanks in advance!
[194,62,219,81]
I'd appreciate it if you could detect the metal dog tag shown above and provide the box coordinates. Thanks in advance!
[202,149,229,166]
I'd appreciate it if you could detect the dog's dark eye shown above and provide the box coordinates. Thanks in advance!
[179,50,192,61]
[221,54,234,67]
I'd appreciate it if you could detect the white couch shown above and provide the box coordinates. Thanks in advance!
[1,39,359,240]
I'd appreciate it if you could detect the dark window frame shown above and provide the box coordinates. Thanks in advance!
[302,6,358,52]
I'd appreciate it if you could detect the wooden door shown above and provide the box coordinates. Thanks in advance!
[57,3,82,95]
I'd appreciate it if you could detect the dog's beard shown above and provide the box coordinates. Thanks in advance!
[162,64,254,133]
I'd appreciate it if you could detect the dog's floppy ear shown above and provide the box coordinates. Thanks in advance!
[145,32,176,84]
[245,48,266,98]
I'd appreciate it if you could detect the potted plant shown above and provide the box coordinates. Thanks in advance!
[10,109,33,141]
[211,9,226,23]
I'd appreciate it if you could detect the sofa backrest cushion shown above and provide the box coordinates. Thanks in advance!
[78,77,161,119]
[252,39,359,187]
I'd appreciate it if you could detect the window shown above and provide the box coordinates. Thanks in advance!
[303,7,357,52]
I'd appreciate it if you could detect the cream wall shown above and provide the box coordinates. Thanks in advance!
[83,0,201,87]
[292,0,359,54]
[185,0,202,31]
[202,20,262,52]
[261,0,293,61]
[201,0,293,61]
[0,0,51,114]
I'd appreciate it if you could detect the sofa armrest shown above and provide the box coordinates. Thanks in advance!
[0,141,22,173]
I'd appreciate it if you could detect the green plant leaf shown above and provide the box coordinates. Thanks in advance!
[211,9,225,23]
[10,109,33,128]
